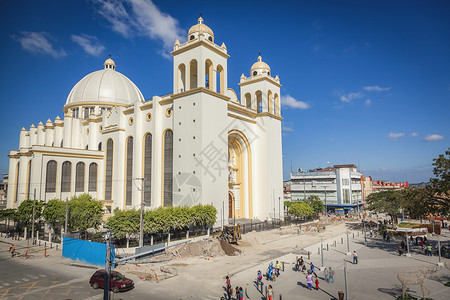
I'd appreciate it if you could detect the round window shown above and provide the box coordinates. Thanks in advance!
[208,36,213,42]
[190,35,195,40]
[253,71,257,76]
[146,113,152,122]
[165,108,173,117]
[128,117,134,126]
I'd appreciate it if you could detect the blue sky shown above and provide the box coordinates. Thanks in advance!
[1,0,449,183]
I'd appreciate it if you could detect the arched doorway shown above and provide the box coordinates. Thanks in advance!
[228,130,252,219]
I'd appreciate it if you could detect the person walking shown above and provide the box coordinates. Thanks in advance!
[324,267,329,283]
[267,285,274,300]
[328,267,335,283]
[226,283,232,300]
[9,244,15,257]
[310,262,319,278]
[427,244,432,256]
[382,231,386,241]
[386,233,390,243]
[353,251,358,264]
[225,275,230,287]
[238,287,244,300]
[306,273,313,290]
[257,270,262,286]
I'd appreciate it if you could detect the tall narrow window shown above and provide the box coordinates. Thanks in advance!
[88,163,98,192]
[205,59,213,90]
[105,139,113,200]
[268,90,273,114]
[245,93,251,109]
[189,59,198,90]
[143,133,152,206]
[256,90,263,113]
[26,161,32,198]
[75,162,85,192]
[61,161,72,192]
[216,64,224,94]
[163,130,173,206]
[125,137,133,206]
[45,160,57,193]
[177,64,186,92]
[14,162,20,202]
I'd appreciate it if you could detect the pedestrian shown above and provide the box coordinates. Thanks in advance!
[275,261,281,276]
[401,239,405,250]
[226,284,232,300]
[267,285,274,300]
[353,251,358,264]
[257,270,262,286]
[306,273,313,290]
[427,244,432,256]
[398,244,404,256]
[5,230,10,238]
[9,244,15,257]
[238,287,244,300]
[324,266,329,283]
[328,267,335,283]
[225,275,230,287]
[310,262,319,278]
[382,231,386,241]
[370,229,373,237]
[315,278,320,290]
[386,233,390,243]
[235,286,239,299]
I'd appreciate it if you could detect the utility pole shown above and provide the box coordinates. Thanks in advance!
[346,230,350,255]
[320,238,324,268]
[31,189,36,244]
[104,230,111,300]
[343,259,349,300]
[64,197,68,236]
[134,177,148,248]
[278,197,281,221]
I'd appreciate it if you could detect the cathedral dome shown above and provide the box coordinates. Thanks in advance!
[65,57,144,108]
[187,17,214,42]
[250,55,271,76]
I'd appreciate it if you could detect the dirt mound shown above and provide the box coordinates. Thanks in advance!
[166,238,225,258]
[240,230,263,246]
[219,239,242,256]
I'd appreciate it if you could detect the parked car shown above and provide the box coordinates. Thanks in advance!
[89,269,134,293]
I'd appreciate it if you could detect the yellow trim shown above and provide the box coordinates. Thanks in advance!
[227,103,257,118]
[104,138,114,202]
[25,160,31,198]
[161,128,173,207]
[146,113,152,122]
[159,98,174,106]
[100,127,125,134]
[228,130,253,219]
[227,88,238,102]
[165,108,173,117]
[123,108,134,115]
[171,39,230,59]
[128,117,134,126]
[227,113,257,124]
[256,112,283,120]
[239,75,282,88]
[140,102,153,111]
[123,135,133,210]
[142,132,152,207]
[172,87,230,101]
[54,122,64,127]
[31,151,103,159]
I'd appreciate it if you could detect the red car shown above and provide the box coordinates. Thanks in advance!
[89,269,134,293]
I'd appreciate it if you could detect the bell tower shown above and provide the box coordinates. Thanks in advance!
[171,17,229,94]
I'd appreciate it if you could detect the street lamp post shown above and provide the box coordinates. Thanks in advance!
[31,189,36,245]
[364,220,367,244]
[343,259,349,300]
[321,238,324,268]
[346,230,350,255]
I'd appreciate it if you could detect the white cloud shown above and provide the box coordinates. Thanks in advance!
[363,85,391,92]
[423,134,444,142]
[281,95,310,109]
[409,132,419,137]
[339,91,364,103]
[282,126,294,132]
[71,34,105,56]
[11,31,66,58]
[388,132,405,140]
[379,167,387,172]
[92,0,185,57]
[365,99,372,106]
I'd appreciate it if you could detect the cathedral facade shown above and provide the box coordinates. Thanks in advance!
[7,17,283,224]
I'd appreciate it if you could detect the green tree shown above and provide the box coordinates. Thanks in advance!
[42,199,66,228]
[288,201,314,218]
[428,147,450,214]
[15,199,44,227]
[191,204,217,227]
[307,195,324,215]
[0,209,16,221]
[284,201,292,208]
[105,208,139,238]
[366,190,402,223]
[68,194,104,232]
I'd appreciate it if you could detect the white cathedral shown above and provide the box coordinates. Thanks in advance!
[7,17,283,224]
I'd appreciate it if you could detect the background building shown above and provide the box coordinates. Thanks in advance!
[287,164,363,215]
[6,17,284,223]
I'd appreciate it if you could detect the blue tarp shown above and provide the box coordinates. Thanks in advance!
[62,237,115,267]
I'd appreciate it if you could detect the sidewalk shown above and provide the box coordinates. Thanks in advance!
[237,228,450,300]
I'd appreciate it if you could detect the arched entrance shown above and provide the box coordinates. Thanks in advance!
[228,130,252,219]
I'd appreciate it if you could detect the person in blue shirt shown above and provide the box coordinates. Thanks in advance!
[310,262,319,278]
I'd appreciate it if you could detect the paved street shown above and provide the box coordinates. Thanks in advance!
[234,226,450,300]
